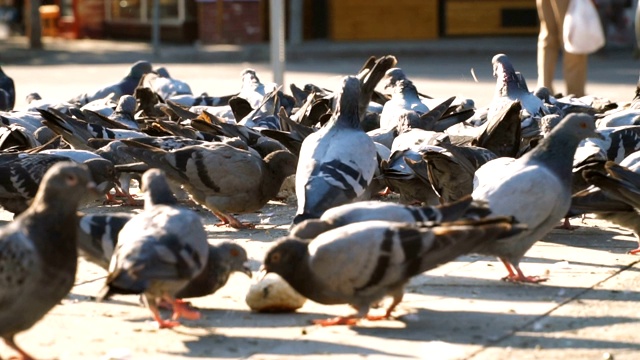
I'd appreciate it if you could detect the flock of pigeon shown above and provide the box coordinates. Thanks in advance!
[1,52,640,359]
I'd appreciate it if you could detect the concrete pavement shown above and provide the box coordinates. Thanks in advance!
[0,35,639,359]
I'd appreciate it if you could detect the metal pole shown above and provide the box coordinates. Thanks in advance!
[269,0,285,87]
[152,0,160,57]
[289,0,302,45]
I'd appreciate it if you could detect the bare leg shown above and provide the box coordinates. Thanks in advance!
[4,335,35,360]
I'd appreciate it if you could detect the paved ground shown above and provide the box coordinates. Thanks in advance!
[1,35,640,359]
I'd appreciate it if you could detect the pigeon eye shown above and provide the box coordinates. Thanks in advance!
[230,248,239,257]
[65,175,78,186]
[270,252,281,263]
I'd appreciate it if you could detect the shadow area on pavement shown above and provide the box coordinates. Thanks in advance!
[169,333,413,358]
[353,308,640,349]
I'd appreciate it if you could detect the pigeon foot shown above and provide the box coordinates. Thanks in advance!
[172,299,201,321]
[311,316,359,326]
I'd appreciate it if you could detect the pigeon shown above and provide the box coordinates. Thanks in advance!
[263,216,526,326]
[77,213,252,300]
[0,162,95,360]
[289,194,492,239]
[143,67,193,100]
[0,65,15,111]
[570,158,640,254]
[0,153,117,215]
[488,54,546,120]
[68,60,154,106]
[471,113,602,283]
[98,169,209,328]
[237,68,277,109]
[379,68,429,130]
[293,76,378,224]
[83,95,140,130]
[120,140,298,228]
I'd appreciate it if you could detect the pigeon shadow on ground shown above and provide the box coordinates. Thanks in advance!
[177,308,333,329]
[164,332,412,358]
[352,308,640,349]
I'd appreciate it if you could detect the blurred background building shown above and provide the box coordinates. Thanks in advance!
[0,0,637,48]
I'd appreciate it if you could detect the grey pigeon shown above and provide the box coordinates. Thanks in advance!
[0,65,15,111]
[68,60,154,106]
[293,76,378,224]
[488,54,546,120]
[237,68,276,109]
[0,153,117,215]
[120,140,297,228]
[77,214,252,300]
[471,113,602,283]
[570,158,640,254]
[264,216,525,326]
[85,95,139,130]
[0,162,94,360]
[379,68,429,130]
[290,195,492,239]
[98,169,209,328]
[143,67,193,100]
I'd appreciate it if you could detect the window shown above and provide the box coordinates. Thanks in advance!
[106,0,185,25]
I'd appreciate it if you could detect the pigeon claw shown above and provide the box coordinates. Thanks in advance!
[155,319,181,329]
[311,316,359,326]
[501,274,548,284]
[364,314,391,321]
[171,299,201,321]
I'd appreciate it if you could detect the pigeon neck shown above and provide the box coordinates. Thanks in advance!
[525,128,583,182]
[495,66,518,97]
[331,99,360,129]
[145,189,178,208]
[260,151,297,201]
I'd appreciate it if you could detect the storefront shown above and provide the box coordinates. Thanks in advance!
[20,0,542,43]
[104,0,198,42]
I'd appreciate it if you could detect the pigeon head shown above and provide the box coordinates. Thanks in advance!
[140,168,178,208]
[26,92,43,103]
[383,68,408,89]
[155,67,171,78]
[550,113,601,140]
[116,95,137,114]
[217,241,252,277]
[263,237,309,280]
[128,61,154,78]
[396,110,422,133]
[241,68,260,84]
[492,53,519,84]
[31,161,95,212]
[84,158,120,194]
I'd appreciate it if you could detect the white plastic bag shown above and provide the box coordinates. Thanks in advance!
[563,0,606,54]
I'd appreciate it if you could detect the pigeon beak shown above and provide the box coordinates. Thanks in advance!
[242,261,253,278]
[86,181,99,195]
[257,266,268,281]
